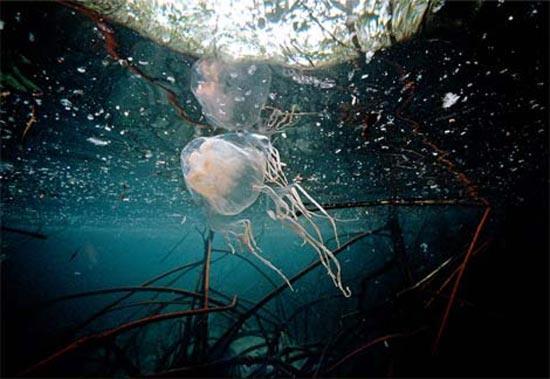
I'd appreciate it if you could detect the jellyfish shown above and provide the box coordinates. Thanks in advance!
[181,132,351,297]
[184,57,350,296]
[190,57,272,131]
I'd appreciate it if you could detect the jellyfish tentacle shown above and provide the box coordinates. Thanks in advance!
[238,219,294,290]
[182,129,350,297]
[259,140,350,296]
[259,183,351,298]
[247,247,294,291]
[284,188,327,247]
[270,203,351,297]
[264,172,333,248]
[262,143,340,246]
[293,183,341,247]
[263,143,289,186]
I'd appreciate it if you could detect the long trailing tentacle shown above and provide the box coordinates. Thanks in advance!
[258,177,351,297]
[263,141,341,244]
[293,183,340,247]
[225,219,294,290]
[271,202,351,297]
[263,142,341,244]
[214,134,350,297]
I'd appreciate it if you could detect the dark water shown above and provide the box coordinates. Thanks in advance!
[1,1,548,377]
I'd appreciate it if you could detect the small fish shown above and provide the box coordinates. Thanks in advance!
[69,249,79,262]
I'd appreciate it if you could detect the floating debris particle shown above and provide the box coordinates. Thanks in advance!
[60,98,72,108]
[86,137,110,146]
[442,92,460,109]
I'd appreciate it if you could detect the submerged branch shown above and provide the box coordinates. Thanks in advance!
[30,286,228,311]
[210,226,387,358]
[306,198,483,213]
[150,353,303,377]
[325,329,424,374]
[159,233,190,263]
[193,230,214,361]
[42,254,229,338]
[1,226,47,239]
[21,297,237,376]
[433,206,491,352]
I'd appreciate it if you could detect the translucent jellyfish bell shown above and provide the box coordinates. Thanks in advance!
[190,57,272,131]
[181,133,266,216]
[181,133,351,297]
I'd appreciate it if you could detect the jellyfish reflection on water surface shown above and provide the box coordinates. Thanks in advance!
[190,57,272,132]
[182,58,350,297]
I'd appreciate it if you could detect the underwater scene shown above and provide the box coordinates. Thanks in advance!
[0,0,548,377]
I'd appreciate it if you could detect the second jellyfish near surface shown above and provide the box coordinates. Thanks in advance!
[190,57,272,131]
[181,132,351,297]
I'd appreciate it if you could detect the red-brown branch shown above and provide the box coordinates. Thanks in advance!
[20,297,237,376]
[386,58,492,352]
[325,329,422,373]
[388,59,487,205]
[21,105,37,141]
[432,206,491,352]
[311,198,482,213]
[424,237,492,307]
[202,231,214,309]
[194,230,214,360]
[210,227,387,357]
[60,1,207,128]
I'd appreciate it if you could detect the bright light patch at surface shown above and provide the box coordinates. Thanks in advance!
[83,0,444,67]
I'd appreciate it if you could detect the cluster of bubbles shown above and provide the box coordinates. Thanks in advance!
[181,57,350,296]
